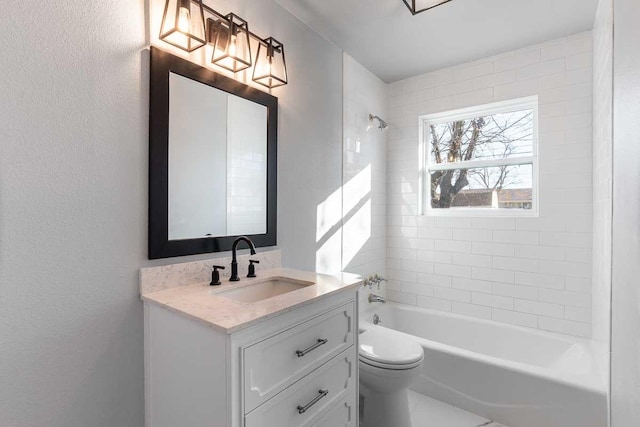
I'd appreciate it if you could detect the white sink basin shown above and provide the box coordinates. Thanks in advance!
[213,277,315,303]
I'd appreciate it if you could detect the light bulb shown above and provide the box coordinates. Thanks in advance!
[257,47,272,75]
[178,7,190,33]
[229,34,237,57]
[267,46,274,72]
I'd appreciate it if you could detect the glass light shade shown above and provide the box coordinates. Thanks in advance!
[159,0,206,52]
[209,14,252,73]
[402,0,451,15]
[252,38,288,88]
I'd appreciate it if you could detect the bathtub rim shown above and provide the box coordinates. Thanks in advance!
[360,302,608,398]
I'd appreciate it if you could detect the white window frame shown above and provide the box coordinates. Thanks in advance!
[418,96,539,217]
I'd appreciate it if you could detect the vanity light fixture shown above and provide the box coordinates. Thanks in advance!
[252,37,288,88]
[209,14,252,73]
[159,0,206,52]
[402,0,452,15]
[158,0,289,86]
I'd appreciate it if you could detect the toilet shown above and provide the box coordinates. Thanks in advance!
[359,328,425,427]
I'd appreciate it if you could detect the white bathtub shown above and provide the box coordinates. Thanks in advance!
[360,302,608,427]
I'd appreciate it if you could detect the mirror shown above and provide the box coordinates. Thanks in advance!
[149,47,277,259]
[168,73,267,239]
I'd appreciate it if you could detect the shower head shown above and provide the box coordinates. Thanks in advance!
[368,114,389,131]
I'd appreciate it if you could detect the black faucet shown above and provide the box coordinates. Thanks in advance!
[230,236,257,281]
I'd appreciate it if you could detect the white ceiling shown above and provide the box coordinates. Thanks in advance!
[273,0,599,83]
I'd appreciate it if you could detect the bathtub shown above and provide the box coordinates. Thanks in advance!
[360,302,608,427]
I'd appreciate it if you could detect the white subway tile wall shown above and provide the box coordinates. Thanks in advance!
[343,54,388,308]
[386,32,594,338]
[591,0,613,345]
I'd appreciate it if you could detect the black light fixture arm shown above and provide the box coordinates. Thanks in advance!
[196,1,271,48]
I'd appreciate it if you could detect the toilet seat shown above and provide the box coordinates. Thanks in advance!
[359,355,423,370]
[359,329,424,370]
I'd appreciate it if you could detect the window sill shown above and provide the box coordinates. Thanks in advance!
[423,208,539,218]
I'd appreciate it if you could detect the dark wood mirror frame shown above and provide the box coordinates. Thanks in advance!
[148,46,277,259]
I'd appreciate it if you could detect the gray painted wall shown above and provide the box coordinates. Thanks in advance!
[0,0,343,426]
[0,0,147,425]
[611,0,640,425]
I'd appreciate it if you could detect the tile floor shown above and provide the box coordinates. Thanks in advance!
[408,391,508,427]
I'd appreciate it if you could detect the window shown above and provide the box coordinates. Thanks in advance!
[419,96,538,216]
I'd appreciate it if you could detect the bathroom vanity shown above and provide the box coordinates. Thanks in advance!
[142,267,360,427]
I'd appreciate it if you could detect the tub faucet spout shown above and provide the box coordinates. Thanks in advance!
[369,293,386,304]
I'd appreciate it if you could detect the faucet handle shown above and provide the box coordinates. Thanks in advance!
[210,265,225,286]
[363,275,375,289]
[247,260,259,278]
[363,273,387,289]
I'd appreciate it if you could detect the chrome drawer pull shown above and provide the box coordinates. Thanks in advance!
[295,338,328,357]
[297,389,329,414]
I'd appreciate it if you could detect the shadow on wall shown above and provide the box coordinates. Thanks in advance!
[315,163,372,273]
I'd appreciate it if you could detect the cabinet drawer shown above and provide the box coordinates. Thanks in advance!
[243,302,354,412]
[310,393,357,427]
[244,351,356,427]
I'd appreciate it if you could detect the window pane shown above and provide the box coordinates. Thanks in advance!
[430,164,533,210]
[429,109,534,164]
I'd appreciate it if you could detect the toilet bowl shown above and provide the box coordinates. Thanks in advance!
[359,328,424,427]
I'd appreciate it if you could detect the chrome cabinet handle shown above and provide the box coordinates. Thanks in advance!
[297,390,329,414]
[295,339,328,357]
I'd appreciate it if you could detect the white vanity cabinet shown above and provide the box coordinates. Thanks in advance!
[144,289,358,427]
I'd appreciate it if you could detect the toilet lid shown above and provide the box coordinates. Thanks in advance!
[359,329,424,366]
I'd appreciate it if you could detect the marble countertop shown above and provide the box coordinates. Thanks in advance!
[141,268,362,334]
